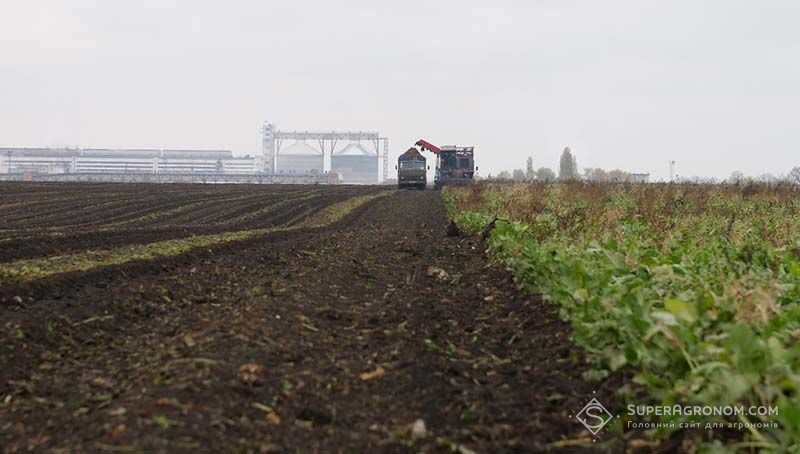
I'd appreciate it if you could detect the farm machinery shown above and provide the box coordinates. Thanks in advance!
[396,147,428,189]
[396,139,476,190]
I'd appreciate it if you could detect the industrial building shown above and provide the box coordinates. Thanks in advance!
[263,122,388,184]
[0,148,256,175]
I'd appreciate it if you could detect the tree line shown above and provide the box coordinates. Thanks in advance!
[488,147,645,183]
[486,147,800,184]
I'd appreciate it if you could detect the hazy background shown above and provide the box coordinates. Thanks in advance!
[1,0,798,180]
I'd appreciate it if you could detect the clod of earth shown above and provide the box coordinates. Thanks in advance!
[425,266,449,281]
[238,363,262,384]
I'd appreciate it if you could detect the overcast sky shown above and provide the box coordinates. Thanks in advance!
[1,0,798,180]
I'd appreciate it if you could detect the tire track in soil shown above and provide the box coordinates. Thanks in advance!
[0,183,290,231]
[0,189,248,231]
[140,191,301,229]
[0,196,133,225]
[173,190,325,227]
[0,187,360,263]
[0,188,620,453]
[0,186,205,227]
[0,189,377,276]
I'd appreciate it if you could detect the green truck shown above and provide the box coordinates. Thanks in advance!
[397,148,428,189]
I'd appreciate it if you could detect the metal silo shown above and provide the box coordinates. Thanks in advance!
[276,141,323,175]
[331,143,378,184]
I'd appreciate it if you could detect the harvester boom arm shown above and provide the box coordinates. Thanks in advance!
[415,139,442,154]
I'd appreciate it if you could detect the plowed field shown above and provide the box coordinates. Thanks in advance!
[0,183,615,453]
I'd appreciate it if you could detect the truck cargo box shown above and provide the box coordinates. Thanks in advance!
[397,148,427,189]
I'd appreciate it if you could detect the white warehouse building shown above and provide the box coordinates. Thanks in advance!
[0,148,256,174]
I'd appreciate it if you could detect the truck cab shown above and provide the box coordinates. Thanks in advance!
[397,148,427,189]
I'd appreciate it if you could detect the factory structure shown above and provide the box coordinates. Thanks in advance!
[0,121,388,184]
[263,122,389,184]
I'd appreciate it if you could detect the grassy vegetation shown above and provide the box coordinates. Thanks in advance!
[444,182,800,451]
[0,191,390,285]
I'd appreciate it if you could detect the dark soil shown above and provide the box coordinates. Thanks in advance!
[0,185,375,262]
[0,184,624,453]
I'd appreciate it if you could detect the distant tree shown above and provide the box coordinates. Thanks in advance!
[496,170,512,180]
[789,166,800,185]
[559,147,578,180]
[512,168,526,182]
[582,167,638,182]
[728,171,746,184]
[535,167,556,182]
[525,157,535,180]
[689,176,718,184]
[583,167,608,182]
[758,173,778,184]
[606,169,628,182]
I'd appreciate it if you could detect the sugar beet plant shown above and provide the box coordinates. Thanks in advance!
[444,182,800,451]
